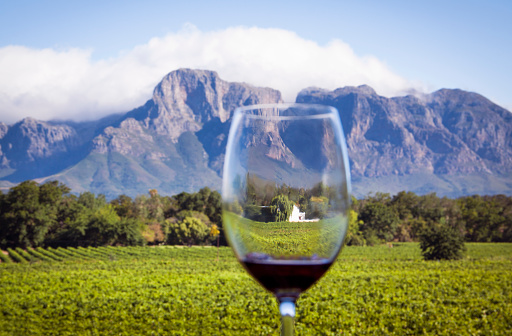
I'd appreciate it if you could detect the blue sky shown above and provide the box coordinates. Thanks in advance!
[0,0,510,123]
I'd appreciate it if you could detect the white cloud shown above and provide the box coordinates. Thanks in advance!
[0,25,420,124]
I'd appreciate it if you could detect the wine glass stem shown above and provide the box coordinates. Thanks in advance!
[279,299,296,336]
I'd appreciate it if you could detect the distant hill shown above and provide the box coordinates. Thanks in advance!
[0,68,511,198]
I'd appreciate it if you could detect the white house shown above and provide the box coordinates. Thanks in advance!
[289,205,306,222]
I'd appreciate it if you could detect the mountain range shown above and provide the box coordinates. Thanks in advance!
[0,68,511,199]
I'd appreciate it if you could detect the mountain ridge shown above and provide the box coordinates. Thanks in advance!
[0,68,511,198]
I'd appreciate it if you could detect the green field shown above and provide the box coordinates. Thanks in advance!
[1,244,511,335]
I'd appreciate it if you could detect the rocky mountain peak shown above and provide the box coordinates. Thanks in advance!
[333,84,377,96]
[297,86,512,179]
[298,85,377,100]
[0,118,78,164]
[126,68,282,142]
[153,68,229,122]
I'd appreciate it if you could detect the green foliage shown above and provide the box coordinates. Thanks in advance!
[172,187,224,244]
[459,195,510,242]
[243,204,263,220]
[0,251,12,263]
[6,248,27,263]
[81,205,144,247]
[1,179,511,252]
[223,212,346,258]
[167,216,209,246]
[226,199,243,215]
[0,181,64,249]
[0,244,511,335]
[307,196,329,219]
[36,247,63,261]
[420,224,466,260]
[0,181,227,249]
[359,194,399,243]
[16,247,34,261]
[25,247,53,262]
[345,209,365,246]
[174,187,222,222]
[176,209,211,225]
[243,175,334,215]
[270,194,294,222]
[110,194,136,218]
[78,191,106,210]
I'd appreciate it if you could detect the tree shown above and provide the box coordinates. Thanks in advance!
[0,181,58,248]
[176,210,211,226]
[419,224,466,260]
[210,224,220,239]
[298,195,308,212]
[391,191,419,220]
[142,222,166,245]
[412,193,445,224]
[167,216,209,246]
[41,181,74,246]
[146,189,165,222]
[459,195,507,242]
[80,205,144,246]
[307,196,329,219]
[359,200,399,243]
[270,194,294,222]
[39,180,70,205]
[117,217,145,246]
[78,191,106,211]
[175,187,222,225]
[56,207,90,247]
[45,194,86,247]
[110,195,136,218]
[210,224,221,261]
[203,189,222,225]
[345,209,365,246]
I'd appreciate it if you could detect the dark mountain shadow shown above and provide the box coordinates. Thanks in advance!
[195,117,231,170]
[3,143,91,183]
[50,112,128,141]
[280,119,326,171]
[120,100,157,124]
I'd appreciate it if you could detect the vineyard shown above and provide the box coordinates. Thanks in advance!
[1,244,511,335]
[223,212,347,258]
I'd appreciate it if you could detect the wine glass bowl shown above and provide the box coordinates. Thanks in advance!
[222,103,351,334]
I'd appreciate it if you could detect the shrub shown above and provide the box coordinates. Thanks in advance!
[364,229,382,247]
[167,217,209,246]
[420,224,466,260]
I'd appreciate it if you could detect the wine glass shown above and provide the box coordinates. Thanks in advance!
[222,103,351,335]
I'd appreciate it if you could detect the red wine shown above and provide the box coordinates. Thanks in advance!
[242,257,332,299]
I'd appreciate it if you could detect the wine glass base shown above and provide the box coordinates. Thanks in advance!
[279,301,296,317]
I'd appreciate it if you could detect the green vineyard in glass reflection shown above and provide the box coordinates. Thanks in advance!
[223,211,348,259]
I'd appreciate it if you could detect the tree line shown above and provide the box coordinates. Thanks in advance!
[0,180,511,250]
[240,174,338,222]
[0,180,223,249]
[348,191,512,246]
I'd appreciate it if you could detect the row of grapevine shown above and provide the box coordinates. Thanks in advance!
[0,242,465,265]
[6,248,27,263]
[16,247,36,262]
[0,245,202,264]
[0,246,90,263]
[0,251,11,263]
